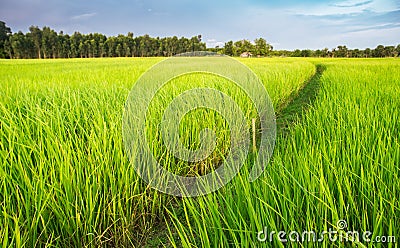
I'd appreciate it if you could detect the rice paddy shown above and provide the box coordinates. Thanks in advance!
[0,57,399,247]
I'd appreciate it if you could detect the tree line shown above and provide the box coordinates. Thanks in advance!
[211,42,400,58]
[269,45,400,58]
[1,21,399,59]
[0,22,206,59]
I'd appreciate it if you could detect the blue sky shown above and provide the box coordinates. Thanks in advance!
[1,0,399,49]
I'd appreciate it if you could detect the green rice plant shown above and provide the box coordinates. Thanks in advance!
[0,57,314,247]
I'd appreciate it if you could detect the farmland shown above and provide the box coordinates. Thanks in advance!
[0,57,399,247]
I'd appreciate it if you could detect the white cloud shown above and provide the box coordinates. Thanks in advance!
[70,12,97,20]
[346,22,400,32]
[332,0,373,8]
[293,0,398,16]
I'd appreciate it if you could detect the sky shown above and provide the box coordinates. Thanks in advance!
[0,0,399,50]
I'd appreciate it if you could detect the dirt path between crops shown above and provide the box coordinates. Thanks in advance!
[275,64,326,136]
[144,64,326,247]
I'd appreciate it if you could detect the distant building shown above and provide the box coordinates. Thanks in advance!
[240,52,253,58]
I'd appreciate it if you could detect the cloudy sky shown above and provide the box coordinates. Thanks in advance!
[1,0,399,49]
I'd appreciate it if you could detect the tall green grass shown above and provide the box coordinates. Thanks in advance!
[166,59,400,247]
[0,57,315,247]
[0,58,162,246]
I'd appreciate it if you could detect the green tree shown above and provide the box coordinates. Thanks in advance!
[116,43,123,57]
[383,46,395,57]
[234,39,254,55]
[28,26,42,58]
[41,26,58,58]
[0,21,12,58]
[10,32,24,58]
[322,48,329,57]
[189,35,204,52]
[336,45,348,57]
[78,41,85,58]
[106,37,116,57]
[70,32,82,58]
[254,38,271,56]
[9,31,34,58]
[352,49,362,58]
[364,48,371,58]
[224,41,234,56]
[395,44,400,57]
[314,49,322,57]
[300,49,312,57]
[292,49,301,57]
[373,45,385,57]
[58,32,71,58]
[3,38,12,58]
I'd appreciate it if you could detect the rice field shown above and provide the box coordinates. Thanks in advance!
[0,57,399,247]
